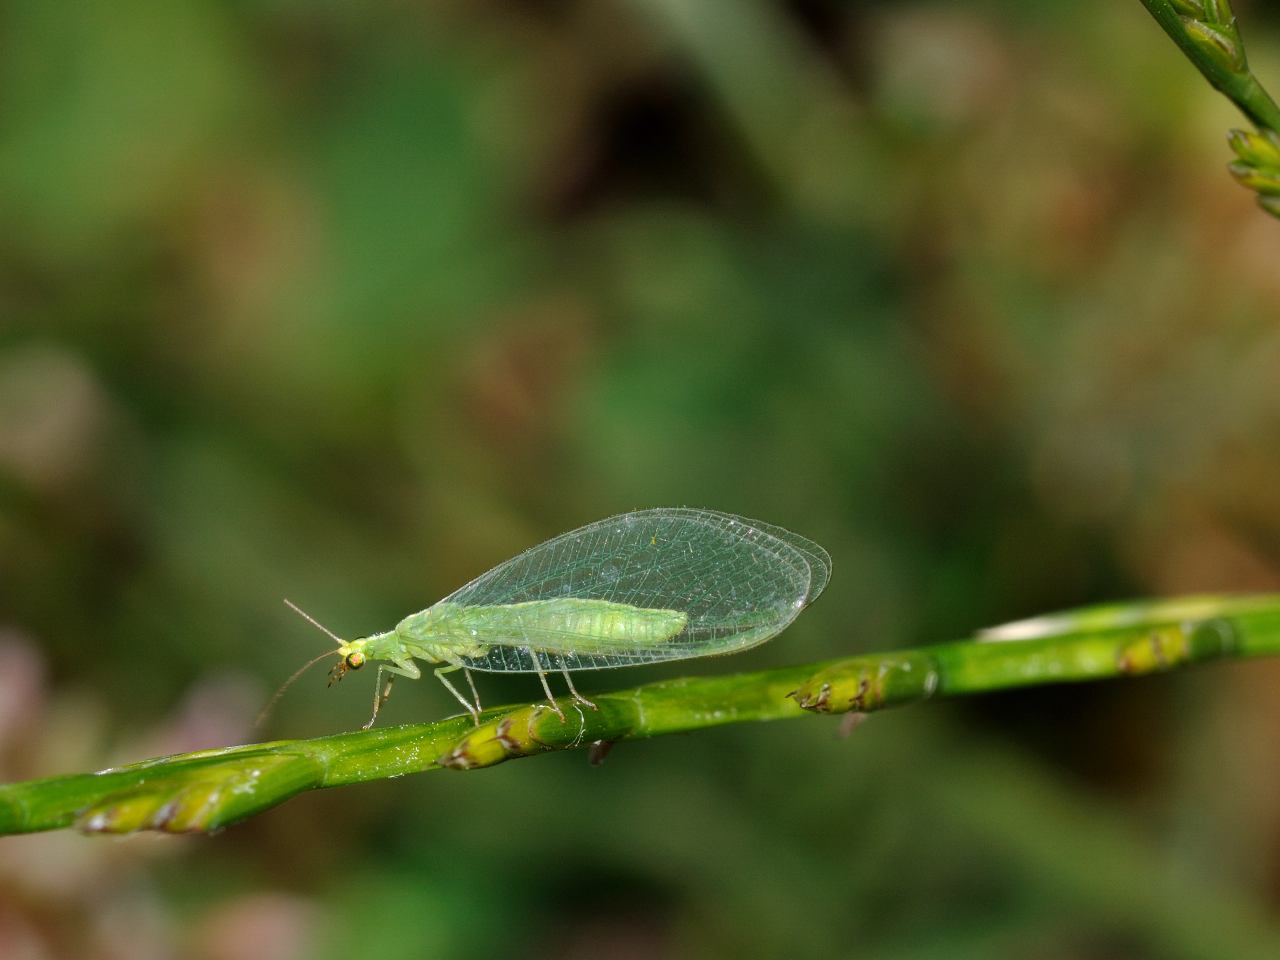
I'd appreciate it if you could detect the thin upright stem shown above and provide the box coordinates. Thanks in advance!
[1138,0,1280,131]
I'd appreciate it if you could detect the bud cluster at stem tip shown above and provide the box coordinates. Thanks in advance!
[1168,0,1247,76]
[1170,0,1232,20]
[1228,128,1280,217]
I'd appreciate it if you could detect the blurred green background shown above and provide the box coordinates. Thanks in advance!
[3,1,1280,957]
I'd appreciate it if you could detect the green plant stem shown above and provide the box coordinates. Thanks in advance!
[1139,0,1280,131]
[3,594,1280,837]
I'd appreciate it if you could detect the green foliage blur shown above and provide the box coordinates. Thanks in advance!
[3,1,1280,957]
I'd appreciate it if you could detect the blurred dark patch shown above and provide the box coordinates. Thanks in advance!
[966,676,1174,799]
[1030,930,1165,960]
[784,0,871,88]
[533,865,675,960]
[538,71,773,220]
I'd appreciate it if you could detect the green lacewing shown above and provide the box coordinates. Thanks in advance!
[272,508,830,728]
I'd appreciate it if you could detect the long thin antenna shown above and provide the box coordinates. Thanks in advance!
[255,650,340,729]
[283,598,344,647]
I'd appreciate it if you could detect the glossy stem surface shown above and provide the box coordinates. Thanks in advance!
[2,594,1278,836]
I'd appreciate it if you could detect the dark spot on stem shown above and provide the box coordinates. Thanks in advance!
[495,718,520,753]
[850,676,870,711]
[814,683,831,710]
[1149,631,1169,668]
[588,740,615,765]
[838,713,867,738]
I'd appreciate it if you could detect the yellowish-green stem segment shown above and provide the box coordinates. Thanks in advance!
[2,594,1279,836]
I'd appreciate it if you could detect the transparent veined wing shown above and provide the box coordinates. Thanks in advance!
[433,507,830,673]
[695,508,831,601]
